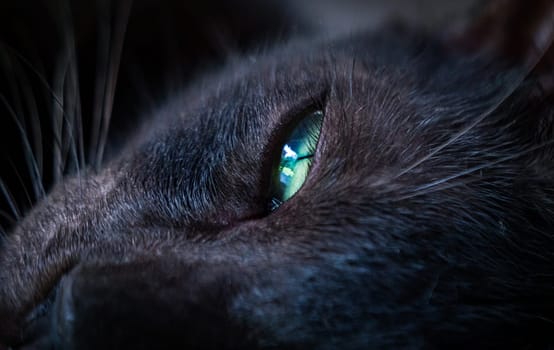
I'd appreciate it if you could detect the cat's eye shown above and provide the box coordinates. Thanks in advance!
[269,110,324,211]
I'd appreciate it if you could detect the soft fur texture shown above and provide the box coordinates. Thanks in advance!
[0,0,554,349]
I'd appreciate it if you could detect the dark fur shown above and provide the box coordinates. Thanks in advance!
[1,1,554,349]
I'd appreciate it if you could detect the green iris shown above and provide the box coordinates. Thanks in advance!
[270,110,324,210]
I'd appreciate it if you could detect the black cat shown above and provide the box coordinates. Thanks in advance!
[1,0,553,349]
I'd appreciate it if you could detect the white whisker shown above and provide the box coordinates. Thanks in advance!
[0,43,66,112]
[395,139,554,201]
[17,65,45,198]
[0,178,20,221]
[91,0,133,170]
[0,93,45,201]
[396,23,554,180]
[8,159,34,210]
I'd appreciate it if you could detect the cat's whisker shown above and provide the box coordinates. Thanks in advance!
[8,159,34,211]
[0,43,66,113]
[63,56,84,175]
[52,53,70,183]
[54,0,85,176]
[0,51,45,201]
[52,52,85,181]
[89,6,109,169]
[90,0,133,171]
[0,42,77,184]
[16,63,45,199]
[0,225,6,240]
[0,93,45,203]
[397,22,554,180]
[0,40,87,197]
[396,76,528,180]
[0,209,17,227]
[0,178,20,221]
[395,139,554,201]
[349,57,356,99]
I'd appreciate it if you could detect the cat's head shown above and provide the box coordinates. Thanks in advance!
[1,0,554,348]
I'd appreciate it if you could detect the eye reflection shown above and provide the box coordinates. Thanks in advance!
[270,110,324,211]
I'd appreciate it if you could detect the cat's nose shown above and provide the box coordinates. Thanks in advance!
[49,261,252,349]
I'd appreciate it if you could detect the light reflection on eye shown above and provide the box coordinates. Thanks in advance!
[270,110,324,211]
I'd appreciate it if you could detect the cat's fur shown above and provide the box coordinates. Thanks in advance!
[1,0,554,349]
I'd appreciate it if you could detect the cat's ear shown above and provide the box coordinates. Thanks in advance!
[450,0,554,92]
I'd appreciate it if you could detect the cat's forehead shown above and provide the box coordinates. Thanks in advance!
[144,35,420,139]
[168,30,511,125]
[138,32,513,166]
